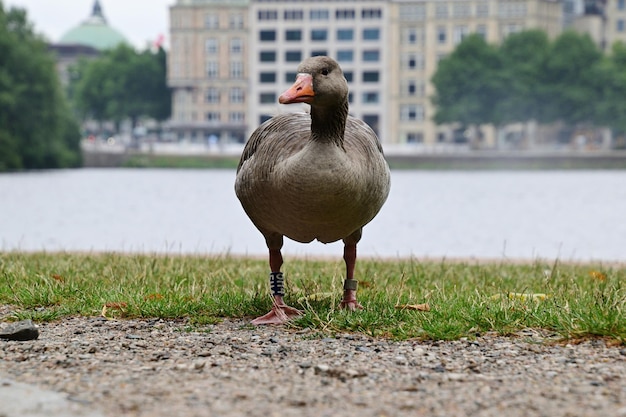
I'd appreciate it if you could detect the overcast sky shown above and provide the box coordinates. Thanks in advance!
[5,0,176,48]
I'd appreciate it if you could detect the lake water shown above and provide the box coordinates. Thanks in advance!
[0,168,624,262]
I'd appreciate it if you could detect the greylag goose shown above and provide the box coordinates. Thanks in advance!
[235,56,391,325]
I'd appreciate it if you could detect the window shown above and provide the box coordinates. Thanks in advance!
[230,61,243,78]
[452,3,471,17]
[403,27,425,45]
[453,25,469,44]
[310,9,329,20]
[476,3,489,17]
[363,28,380,41]
[206,61,218,79]
[336,9,355,19]
[437,26,447,44]
[400,105,424,122]
[285,72,298,82]
[258,10,278,20]
[337,29,354,41]
[260,72,276,83]
[260,93,276,103]
[337,50,354,62]
[206,112,220,122]
[205,38,218,54]
[403,53,424,70]
[399,5,425,21]
[363,71,379,82]
[404,28,417,44]
[403,80,425,97]
[285,51,302,62]
[204,13,219,29]
[229,88,244,103]
[476,25,487,39]
[311,50,327,57]
[259,30,276,42]
[285,30,302,41]
[229,112,245,123]
[362,50,380,62]
[618,19,626,32]
[230,38,242,53]
[362,8,382,19]
[206,88,220,103]
[436,4,448,18]
[284,10,303,20]
[229,13,243,29]
[260,51,276,62]
[499,2,527,18]
[362,92,379,104]
[406,132,424,143]
[311,29,328,41]
[344,71,353,82]
[363,115,379,135]
[620,0,626,10]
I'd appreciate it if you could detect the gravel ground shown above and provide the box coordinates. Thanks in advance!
[0,315,625,417]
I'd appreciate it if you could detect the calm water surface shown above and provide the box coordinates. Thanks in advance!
[1,168,624,262]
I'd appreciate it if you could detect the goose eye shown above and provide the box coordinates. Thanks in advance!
[321,68,329,76]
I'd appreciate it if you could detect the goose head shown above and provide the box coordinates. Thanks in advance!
[279,56,349,109]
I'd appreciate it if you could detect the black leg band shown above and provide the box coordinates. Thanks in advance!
[343,279,358,291]
[270,272,285,296]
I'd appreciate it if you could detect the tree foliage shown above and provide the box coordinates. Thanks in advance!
[431,35,506,128]
[72,44,171,129]
[431,30,626,135]
[0,3,81,171]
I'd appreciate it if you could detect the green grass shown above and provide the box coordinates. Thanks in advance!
[122,154,240,169]
[1,252,624,343]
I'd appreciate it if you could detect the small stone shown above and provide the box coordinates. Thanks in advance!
[433,364,446,373]
[314,364,330,374]
[0,320,39,341]
[395,355,408,365]
[356,346,371,353]
[125,334,143,340]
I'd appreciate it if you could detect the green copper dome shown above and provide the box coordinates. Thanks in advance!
[59,1,128,50]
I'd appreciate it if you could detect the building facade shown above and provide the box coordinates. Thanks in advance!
[389,0,562,147]
[168,0,249,143]
[167,0,563,147]
[248,0,389,140]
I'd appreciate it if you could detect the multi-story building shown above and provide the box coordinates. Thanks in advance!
[248,1,388,139]
[571,0,626,51]
[168,0,249,144]
[389,0,562,147]
[167,0,563,147]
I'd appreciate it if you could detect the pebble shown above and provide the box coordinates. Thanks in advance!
[0,317,624,417]
[0,320,39,341]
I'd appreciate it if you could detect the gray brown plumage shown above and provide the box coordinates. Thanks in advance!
[235,56,390,325]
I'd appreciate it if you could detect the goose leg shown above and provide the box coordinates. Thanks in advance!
[340,232,364,311]
[251,236,302,325]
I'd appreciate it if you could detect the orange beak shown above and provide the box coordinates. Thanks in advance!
[279,73,314,104]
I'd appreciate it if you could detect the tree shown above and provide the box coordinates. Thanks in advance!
[498,30,551,124]
[594,41,626,136]
[0,3,81,171]
[540,31,604,126]
[431,35,507,135]
[72,44,171,131]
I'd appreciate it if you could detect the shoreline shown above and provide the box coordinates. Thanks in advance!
[81,148,626,170]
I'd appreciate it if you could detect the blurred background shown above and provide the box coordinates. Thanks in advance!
[1,0,625,262]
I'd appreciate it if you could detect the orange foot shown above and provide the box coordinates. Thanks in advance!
[339,299,364,311]
[251,304,302,325]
